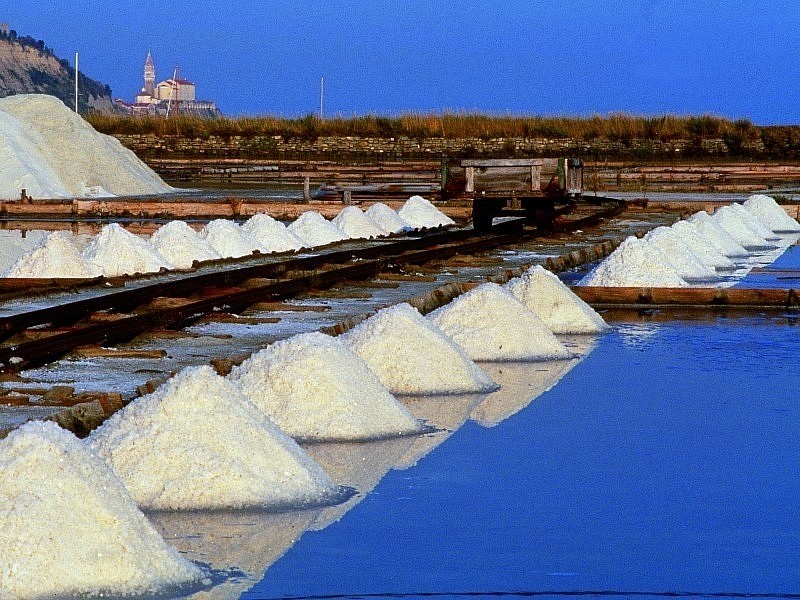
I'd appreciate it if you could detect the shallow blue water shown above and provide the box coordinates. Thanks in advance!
[241,317,800,599]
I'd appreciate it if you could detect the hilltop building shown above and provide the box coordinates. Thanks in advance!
[116,51,219,117]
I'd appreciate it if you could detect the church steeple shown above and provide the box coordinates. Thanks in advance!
[143,51,155,97]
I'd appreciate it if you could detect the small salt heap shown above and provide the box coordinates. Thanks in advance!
[711,205,772,248]
[579,236,688,287]
[149,221,222,269]
[341,303,498,394]
[729,202,780,240]
[0,421,204,598]
[397,195,455,229]
[644,226,718,280]
[668,220,735,269]
[83,222,173,276]
[743,194,800,232]
[332,206,388,239]
[288,211,349,247]
[241,213,305,252]
[0,230,50,273]
[3,231,103,278]
[201,219,263,258]
[506,265,610,333]
[365,202,412,233]
[686,211,749,257]
[427,283,573,361]
[88,365,340,510]
[229,332,422,441]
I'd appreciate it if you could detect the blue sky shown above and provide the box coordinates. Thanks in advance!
[6,1,800,123]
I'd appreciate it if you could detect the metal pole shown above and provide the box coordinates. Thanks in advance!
[74,52,79,113]
[319,76,324,119]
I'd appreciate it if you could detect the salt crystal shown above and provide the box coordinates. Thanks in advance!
[686,211,749,257]
[229,332,422,440]
[668,220,735,269]
[711,205,773,248]
[149,221,221,269]
[397,195,455,229]
[644,226,718,279]
[428,282,573,361]
[365,202,413,233]
[241,213,305,252]
[288,211,349,247]
[506,265,609,333]
[201,219,263,258]
[332,206,389,239]
[342,303,498,394]
[0,421,204,598]
[579,236,689,287]
[743,194,800,232]
[3,231,102,278]
[88,365,339,510]
[83,222,172,276]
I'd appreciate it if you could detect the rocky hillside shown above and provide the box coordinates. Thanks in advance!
[0,30,112,112]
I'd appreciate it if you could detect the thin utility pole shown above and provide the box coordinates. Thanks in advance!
[74,52,79,113]
[319,75,324,119]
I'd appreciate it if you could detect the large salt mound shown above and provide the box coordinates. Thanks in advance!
[711,205,773,248]
[0,94,173,199]
[729,202,780,240]
[341,303,498,395]
[89,365,339,510]
[149,220,221,269]
[644,226,718,279]
[201,219,263,258]
[743,194,800,232]
[669,220,735,269]
[83,222,172,276]
[579,236,688,287]
[332,205,388,239]
[3,231,102,278]
[397,195,455,229]
[241,213,305,252]
[0,421,204,598]
[427,282,573,361]
[288,210,349,247]
[229,332,422,441]
[365,202,413,233]
[686,210,749,257]
[506,265,610,334]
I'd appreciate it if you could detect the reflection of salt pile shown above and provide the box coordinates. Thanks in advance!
[3,231,103,278]
[506,265,609,333]
[201,219,262,258]
[332,206,388,239]
[229,332,422,441]
[686,211,749,257]
[0,421,203,598]
[241,213,305,252]
[0,94,173,199]
[743,194,800,232]
[365,202,412,233]
[88,366,339,510]
[428,283,572,361]
[342,303,497,394]
[711,205,772,248]
[288,211,349,247]
[83,223,172,276]
[579,236,688,287]
[643,226,718,279]
[397,195,455,229]
[0,230,50,273]
[149,221,221,270]
[669,220,735,269]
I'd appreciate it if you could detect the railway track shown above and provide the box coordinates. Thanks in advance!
[0,198,627,374]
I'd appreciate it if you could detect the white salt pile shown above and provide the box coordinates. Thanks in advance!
[3,231,103,278]
[0,421,204,598]
[332,206,388,239]
[241,213,305,252]
[743,194,800,232]
[711,205,772,248]
[427,283,573,361]
[643,226,718,280]
[0,230,50,273]
[228,332,422,441]
[201,219,263,258]
[506,265,610,334]
[149,221,221,270]
[729,202,780,240]
[668,220,735,269]
[397,195,456,229]
[365,202,413,233]
[288,210,349,247]
[579,236,688,287]
[0,94,173,200]
[83,222,172,276]
[686,211,749,257]
[88,365,340,510]
[341,302,498,395]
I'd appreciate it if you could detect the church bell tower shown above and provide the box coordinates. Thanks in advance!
[143,51,155,98]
